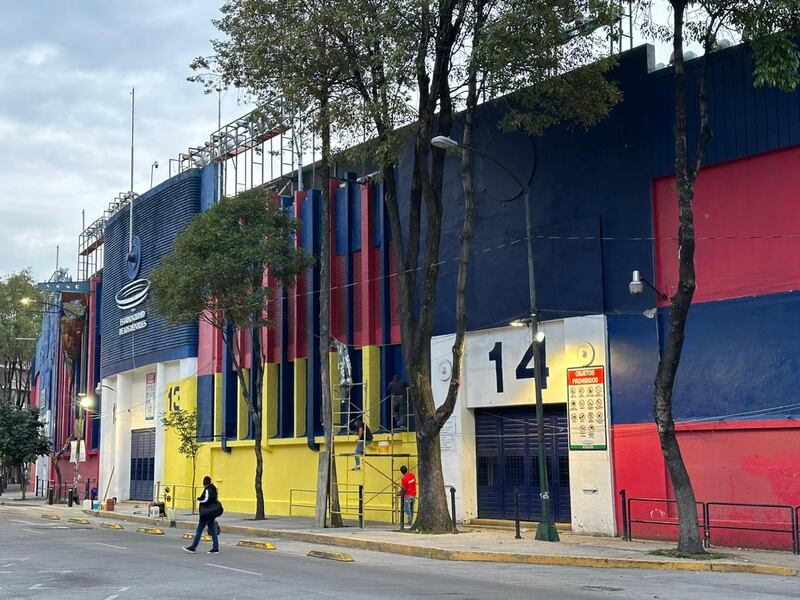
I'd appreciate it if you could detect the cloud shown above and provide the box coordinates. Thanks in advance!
[0,1,246,280]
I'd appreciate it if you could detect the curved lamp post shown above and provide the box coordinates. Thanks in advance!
[431,135,558,541]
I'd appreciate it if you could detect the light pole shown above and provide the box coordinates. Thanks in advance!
[431,135,559,542]
[70,394,94,506]
[150,161,159,188]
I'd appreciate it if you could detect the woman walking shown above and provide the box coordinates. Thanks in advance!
[183,475,223,554]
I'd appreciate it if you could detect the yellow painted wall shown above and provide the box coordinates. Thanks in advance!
[160,354,417,521]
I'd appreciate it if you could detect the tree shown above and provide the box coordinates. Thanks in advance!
[162,408,203,514]
[197,0,366,528]
[151,189,313,520]
[0,404,51,500]
[202,0,620,532]
[0,270,42,408]
[642,0,800,553]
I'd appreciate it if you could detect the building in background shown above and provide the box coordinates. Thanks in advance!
[28,39,800,551]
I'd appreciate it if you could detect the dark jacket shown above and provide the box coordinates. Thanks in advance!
[198,484,223,520]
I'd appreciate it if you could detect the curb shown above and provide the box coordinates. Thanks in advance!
[82,510,797,577]
[307,550,354,562]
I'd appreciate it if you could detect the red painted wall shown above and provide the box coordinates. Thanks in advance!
[613,420,800,550]
[653,145,800,305]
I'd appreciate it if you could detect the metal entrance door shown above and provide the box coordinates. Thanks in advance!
[130,428,155,501]
[475,406,570,522]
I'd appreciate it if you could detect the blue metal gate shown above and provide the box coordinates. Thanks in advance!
[130,428,155,501]
[475,405,571,522]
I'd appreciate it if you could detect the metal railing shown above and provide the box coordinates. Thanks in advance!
[620,489,799,554]
[155,482,203,515]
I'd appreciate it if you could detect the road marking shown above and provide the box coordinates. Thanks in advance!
[38,570,72,574]
[0,571,12,574]
[206,563,262,576]
[9,519,38,525]
[1,563,12,568]
[21,528,45,535]
[102,595,119,600]
[95,543,127,550]
[29,583,56,590]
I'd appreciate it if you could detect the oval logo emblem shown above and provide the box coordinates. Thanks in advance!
[115,278,150,310]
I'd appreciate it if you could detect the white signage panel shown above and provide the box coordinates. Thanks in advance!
[463,324,567,409]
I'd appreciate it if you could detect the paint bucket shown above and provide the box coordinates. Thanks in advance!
[378,441,390,454]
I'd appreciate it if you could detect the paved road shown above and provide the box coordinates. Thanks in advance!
[1,503,798,600]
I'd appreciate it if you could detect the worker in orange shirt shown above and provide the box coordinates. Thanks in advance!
[398,465,417,527]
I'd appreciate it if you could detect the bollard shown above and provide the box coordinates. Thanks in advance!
[619,489,628,541]
[514,488,522,539]
[358,485,364,528]
[47,486,54,505]
[449,487,457,534]
[399,488,405,531]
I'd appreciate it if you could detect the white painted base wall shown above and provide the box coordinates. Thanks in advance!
[98,357,195,502]
[431,315,616,535]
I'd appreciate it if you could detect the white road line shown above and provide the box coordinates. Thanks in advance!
[38,570,72,574]
[0,571,11,574]
[102,595,119,600]
[94,543,127,550]
[206,563,262,576]
[9,519,38,525]
[28,583,55,590]
[20,528,44,535]
[1,563,12,568]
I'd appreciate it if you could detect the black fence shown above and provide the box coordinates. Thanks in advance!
[620,489,799,554]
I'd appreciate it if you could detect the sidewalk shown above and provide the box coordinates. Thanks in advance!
[4,492,797,576]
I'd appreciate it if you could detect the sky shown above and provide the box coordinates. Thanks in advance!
[0,2,682,283]
[0,1,247,282]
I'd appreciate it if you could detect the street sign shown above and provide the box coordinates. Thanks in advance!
[567,366,608,450]
[37,281,91,293]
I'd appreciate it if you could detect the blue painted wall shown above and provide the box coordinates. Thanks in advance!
[100,170,202,377]
[649,43,800,178]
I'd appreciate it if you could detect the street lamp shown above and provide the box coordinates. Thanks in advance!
[70,393,94,507]
[628,270,668,301]
[431,135,559,542]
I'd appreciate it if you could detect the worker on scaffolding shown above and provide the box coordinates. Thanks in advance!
[387,374,409,431]
[352,418,372,471]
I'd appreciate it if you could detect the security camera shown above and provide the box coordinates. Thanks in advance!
[95,383,102,396]
[629,270,644,295]
[154,161,159,169]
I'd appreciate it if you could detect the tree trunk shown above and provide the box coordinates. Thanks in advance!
[226,327,266,520]
[191,457,197,515]
[653,0,712,555]
[317,99,343,528]
[415,425,450,532]
[19,464,26,500]
[251,327,266,520]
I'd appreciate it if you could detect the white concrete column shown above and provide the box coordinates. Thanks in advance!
[154,362,168,488]
[113,372,133,501]
[564,315,616,536]
[97,376,117,502]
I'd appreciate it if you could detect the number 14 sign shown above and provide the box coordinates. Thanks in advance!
[567,366,607,450]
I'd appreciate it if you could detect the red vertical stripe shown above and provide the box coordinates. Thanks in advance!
[360,185,380,346]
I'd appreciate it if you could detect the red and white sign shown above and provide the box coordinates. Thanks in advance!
[567,366,607,450]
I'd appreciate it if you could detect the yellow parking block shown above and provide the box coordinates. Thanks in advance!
[237,540,276,551]
[41,514,61,521]
[307,549,354,562]
[68,518,90,524]
[136,527,165,535]
[182,533,213,542]
[99,522,124,530]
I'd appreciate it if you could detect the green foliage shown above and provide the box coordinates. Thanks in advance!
[0,403,51,469]
[0,269,42,405]
[162,408,202,462]
[150,189,313,331]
